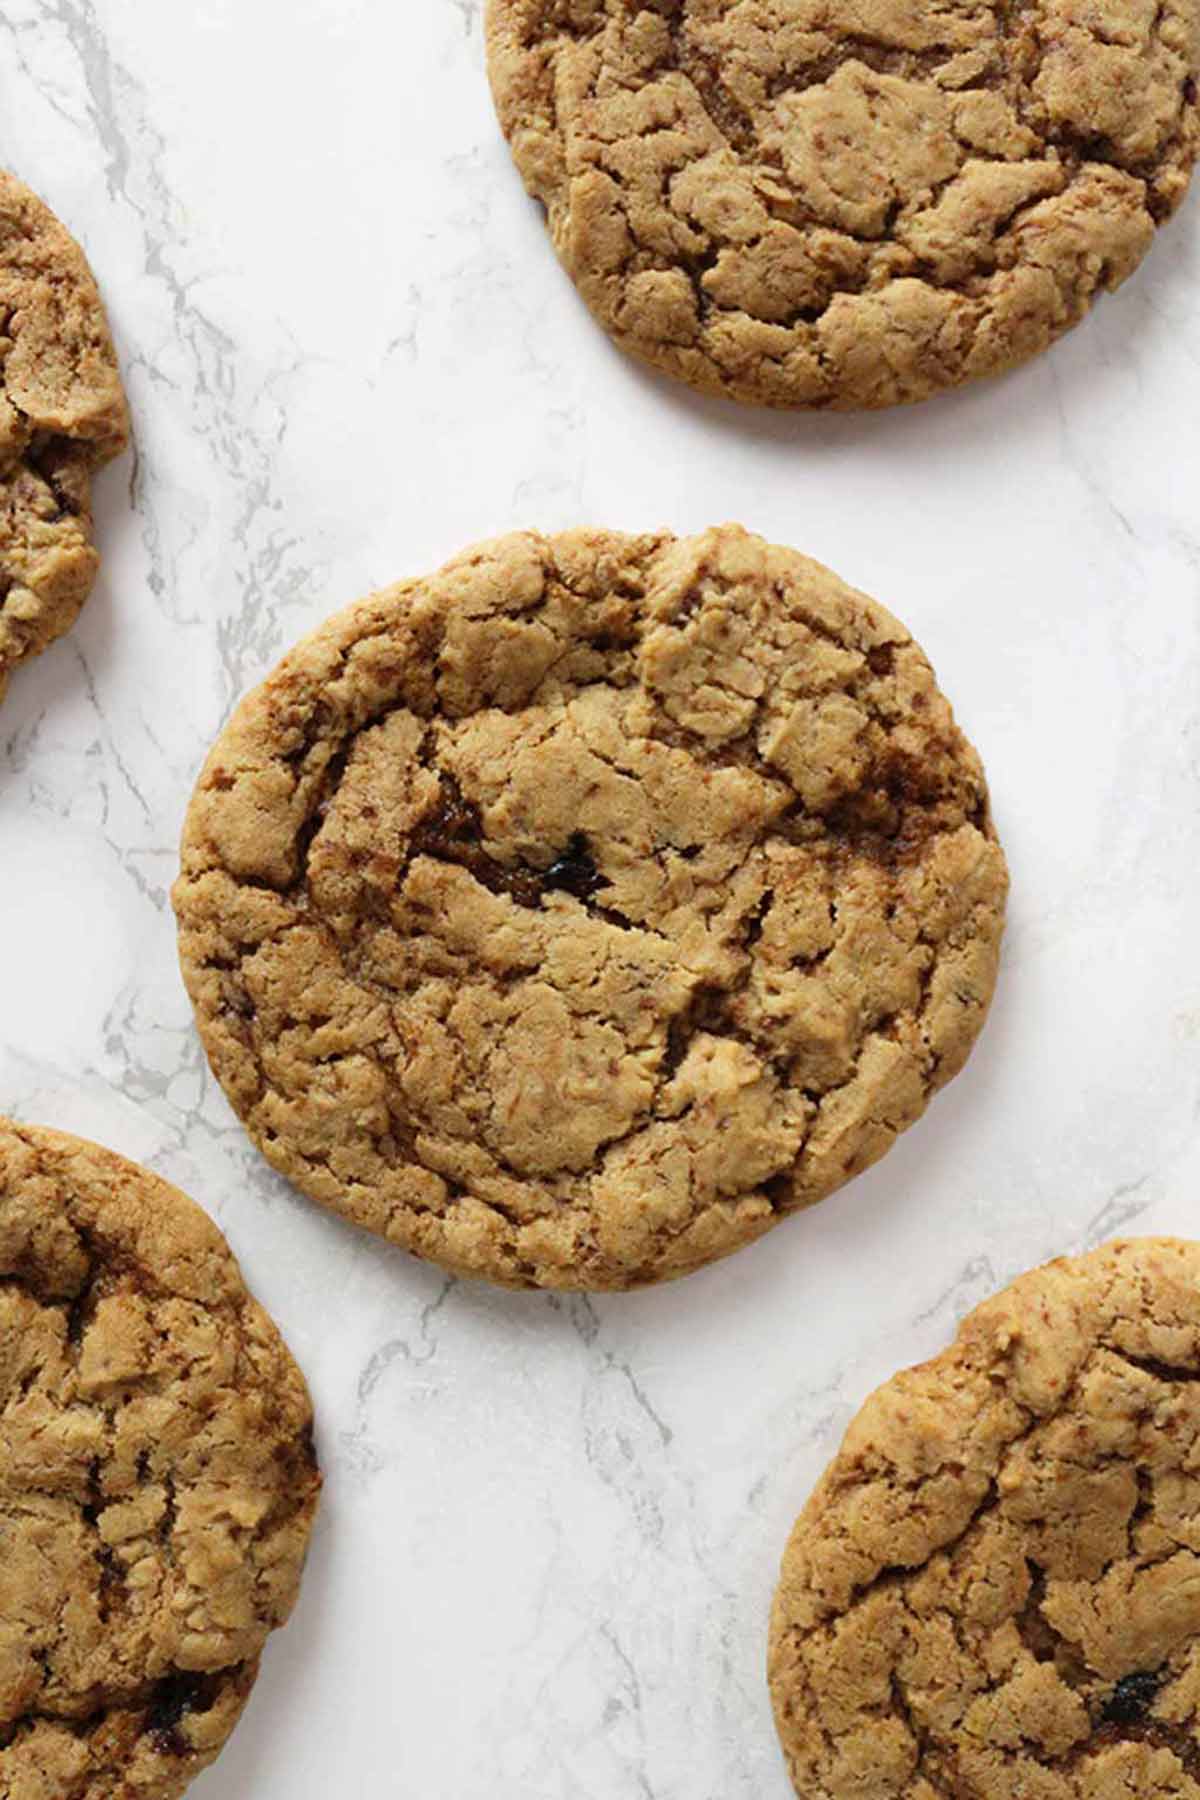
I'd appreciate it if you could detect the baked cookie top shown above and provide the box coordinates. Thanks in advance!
[487,0,1200,409]
[174,525,1006,1291]
[770,1238,1200,1798]
[0,1120,319,1800]
[0,170,129,705]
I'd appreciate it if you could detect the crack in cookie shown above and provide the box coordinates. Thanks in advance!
[174,525,1007,1290]
[486,0,1200,407]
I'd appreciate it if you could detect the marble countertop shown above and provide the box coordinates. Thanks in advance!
[3,3,1200,1795]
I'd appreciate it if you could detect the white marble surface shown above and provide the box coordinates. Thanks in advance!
[2,2,1200,1794]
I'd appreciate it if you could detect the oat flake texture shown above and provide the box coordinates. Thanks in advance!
[486,0,1200,408]
[0,1120,320,1800]
[173,525,1007,1291]
[770,1238,1200,1799]
[0,171,129,704]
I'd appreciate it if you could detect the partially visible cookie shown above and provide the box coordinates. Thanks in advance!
[770,1238,1200,1798]
[173,524,1007,1291]
[0,1119,320,1800]
[0,171,128,705]
[487,0,1200,409]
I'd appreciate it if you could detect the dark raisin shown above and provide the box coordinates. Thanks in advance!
[410,775,543,907]
[1102,1670,1162,1726]
[146,1671,215,1756]
[542,834,601,901]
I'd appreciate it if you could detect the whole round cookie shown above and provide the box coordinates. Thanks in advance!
[174,525,1006,1291]
[0,171,129,705]
[486,0,1200,409]
[770,1237,1200,1798]
[0,1119,320,1799]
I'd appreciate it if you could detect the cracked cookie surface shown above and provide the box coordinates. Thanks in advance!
[486,0,1200,408]
[0,1119,320,1799]
[0,171,129,706]
[770,1238,1200,1799]
[173,524,1006,1291]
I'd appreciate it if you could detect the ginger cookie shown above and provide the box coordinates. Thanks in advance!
[0,171,129,705]
[486,0,1200,409]
[173,524,1006,1291]
[0,1119,320,1799]
[769,1237,1200,1799]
